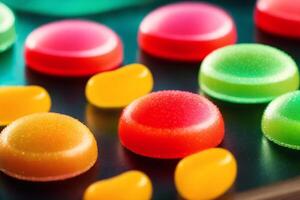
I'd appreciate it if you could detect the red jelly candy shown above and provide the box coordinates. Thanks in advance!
[138,2,237,62]
[25,20,123,77]
[255,0,300,38]
[119,90,225,159]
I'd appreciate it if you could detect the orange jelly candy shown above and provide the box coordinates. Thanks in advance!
[0,112,98,181]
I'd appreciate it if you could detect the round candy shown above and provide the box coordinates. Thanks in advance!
[0,3,16,52]
[255,0,300,38]
[138,2,236,61]
[199,44,299,103]
[262,91,300,149]
[86,64,153,108]
[83,171,152,200]
[0,113,98,181]
[119,90,224,159]
[175,148,237,200]
[25,20,123,77]
[0,86,51,126]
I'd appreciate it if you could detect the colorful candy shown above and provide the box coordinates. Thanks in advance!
[200,44,299,103]
[138,2,236,61]
[0,113,98,181]
[25,20,123,76]
[262,91,300,149]
[0,3,16,52]
[119,90,224,159]
[175,148,237,200]
[255,0,300,38]
[83,170,152,200]
[0,86,51,126]
[86,64,153,108]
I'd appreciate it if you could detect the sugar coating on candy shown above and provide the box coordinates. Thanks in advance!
[138,2,236,61]
[200,44,299,103]
[175,148,237,200]
[86,64,153,108]
[83,171,152,200]
[0,86,51,126]
[25,20,123,76]
[119,90,224,159]
[255,0,300,38]
[0,112,98,181]
[0,3,16,52]
[262,91,300,149]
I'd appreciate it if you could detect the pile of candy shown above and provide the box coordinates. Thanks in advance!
[0,0,300,199]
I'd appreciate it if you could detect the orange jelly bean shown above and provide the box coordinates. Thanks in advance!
[0,112,98,181]
[83,170,152,200]
[175,148,237,200]
[0,86,51,126]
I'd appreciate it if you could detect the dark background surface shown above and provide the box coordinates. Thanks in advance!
[1,0,300,199]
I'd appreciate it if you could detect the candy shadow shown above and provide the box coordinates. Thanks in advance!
[0,160,100,200]
[255,28,300,63]
[138,50,200,92]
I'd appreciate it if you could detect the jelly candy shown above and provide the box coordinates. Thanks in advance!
[86,64,153,108]
[175,148,237,200]
[255,0,300,38]
[83,170,152,200]
[200,44,299,103]
[25,20,123,77]
[119,90,224,159]
[0,112,98,181]
[0,86,51,126]
[138,2,236,61]
[262,91,300,149]
[0,3,16,52]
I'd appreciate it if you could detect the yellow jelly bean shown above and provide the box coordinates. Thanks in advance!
[0,86,51,126]
[86,64,153,108]
[0,112,98,181]
[175,148,237,200]
[83,170,152,200]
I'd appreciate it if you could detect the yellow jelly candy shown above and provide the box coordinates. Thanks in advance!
[86,64,153,108]
[175,148,237,200]
[83,170,152,200]
[0,112,98,181]
[0,86,51,126]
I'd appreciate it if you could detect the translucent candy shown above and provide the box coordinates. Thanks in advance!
[175,148,237,200]
[119,90,224,158]
[200,44,299,103]
[0,112,98,181]
[83,171,152,200]
[262,91,300,149]
[86,64,153,108]
[0,86,51,126]
[0,3,16,52]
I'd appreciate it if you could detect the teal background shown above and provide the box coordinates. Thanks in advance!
[1,0,300,199]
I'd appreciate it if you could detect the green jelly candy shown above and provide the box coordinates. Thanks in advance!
[0,3,16,52]
[199,44,299,103]
[262,91,300,149]
[1,0,149,16]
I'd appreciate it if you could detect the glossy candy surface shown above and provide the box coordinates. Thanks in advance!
[175,148,237,200]
[138,2,236,61]
[83,170,152,200]
[86,64,153,108]
[262,91,300,149]
[200,44,299,103]
[0,86,51,126]
[0,3,16,52]
[255,0,300,38]
[0,113,98,181]
[119,90,224,159]
[25,20,123,77]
